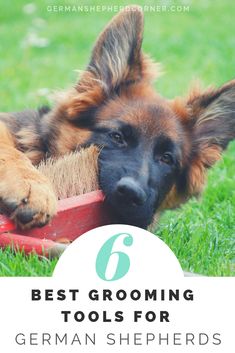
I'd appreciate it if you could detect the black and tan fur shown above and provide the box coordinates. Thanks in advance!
[0,6,235,229]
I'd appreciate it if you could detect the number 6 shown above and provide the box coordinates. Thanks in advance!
[96,233,133,281]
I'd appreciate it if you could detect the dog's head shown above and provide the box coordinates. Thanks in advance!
[58,6,235,228]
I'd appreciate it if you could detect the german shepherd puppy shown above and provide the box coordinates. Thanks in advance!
[0,6,234,229]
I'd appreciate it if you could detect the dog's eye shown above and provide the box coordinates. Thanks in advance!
[160,152,174,165]
[109,132,124,145]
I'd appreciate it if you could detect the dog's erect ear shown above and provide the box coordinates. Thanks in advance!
[88,6,144,90]
[172,80,235,197]
[80,6,146,92]
[62,7,157,122]
[189,80,235,153]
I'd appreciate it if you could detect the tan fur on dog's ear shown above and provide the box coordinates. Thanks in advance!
[83,5,158,90]
[63,6,158,121]
[87,5,144,90]
[171,79,235,198]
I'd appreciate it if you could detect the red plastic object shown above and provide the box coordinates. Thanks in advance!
[0,233,67,257]
[0,190,111,257]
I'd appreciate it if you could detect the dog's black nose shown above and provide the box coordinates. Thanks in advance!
[115,177,147,206]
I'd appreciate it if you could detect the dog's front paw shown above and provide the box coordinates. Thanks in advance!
[0,170,57,229]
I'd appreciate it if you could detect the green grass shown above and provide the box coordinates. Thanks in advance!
[0,247,57,276]
[156,142,235,276]
[0,0,234,276]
